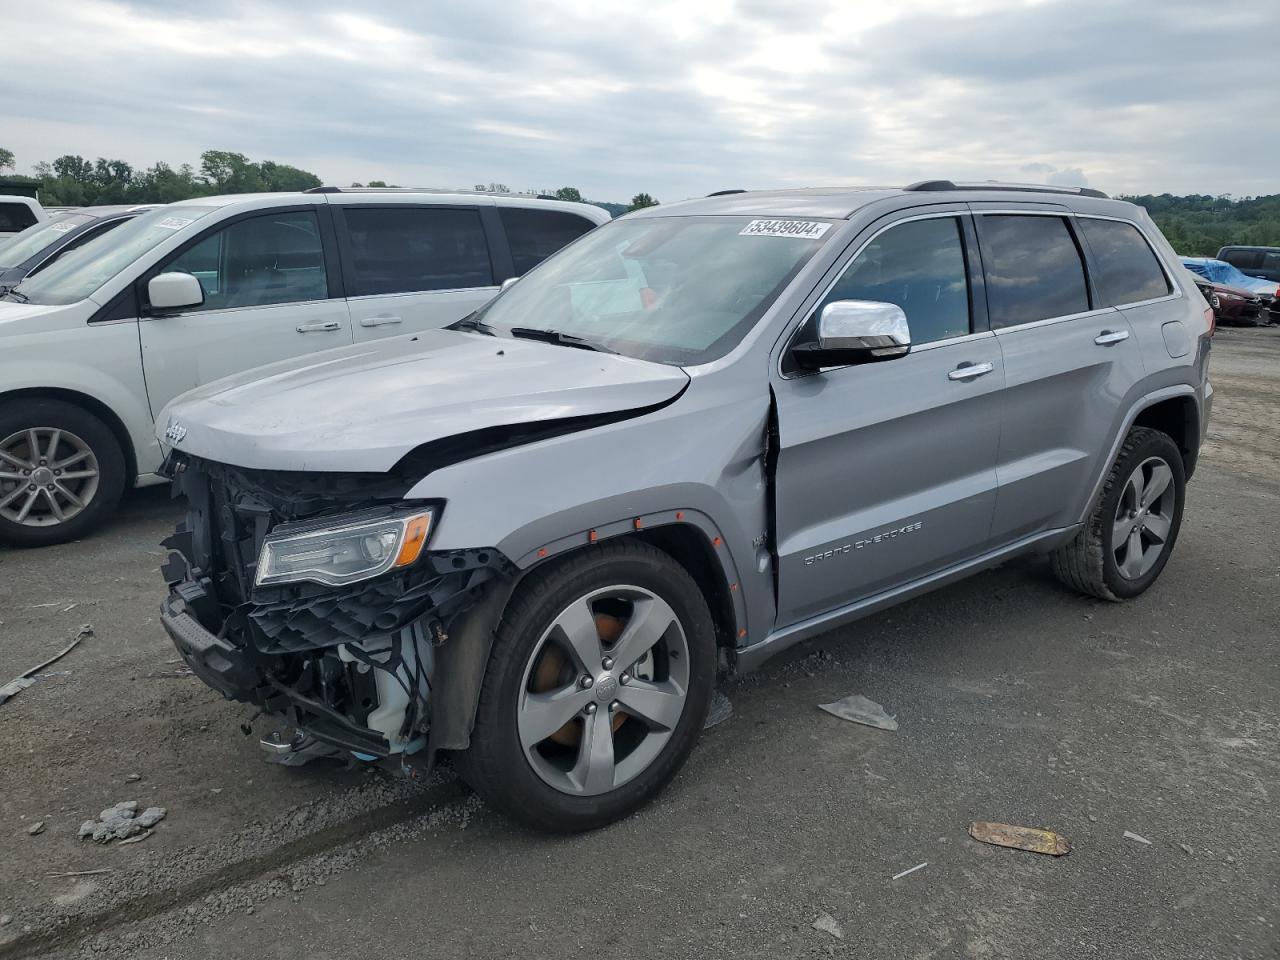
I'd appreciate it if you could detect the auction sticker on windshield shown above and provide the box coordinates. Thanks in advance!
[739,219,832,239]
[156,217,194,231]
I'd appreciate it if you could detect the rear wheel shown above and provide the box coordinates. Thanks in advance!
[458,541,715,832]
[0,400,126,548]
[1050,426,1185,601]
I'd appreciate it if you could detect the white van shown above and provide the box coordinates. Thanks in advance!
[0,189,609,545]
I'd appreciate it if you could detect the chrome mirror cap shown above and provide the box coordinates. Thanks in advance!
[817,299,911,356]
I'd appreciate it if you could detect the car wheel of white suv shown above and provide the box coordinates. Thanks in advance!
[0,399,126,548]
[458,541,715,832]
[1050,426,1186,601]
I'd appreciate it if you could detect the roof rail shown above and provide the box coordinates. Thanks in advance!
[303,185,552,199]
[706,189,746,197]
[903,180,1109,200]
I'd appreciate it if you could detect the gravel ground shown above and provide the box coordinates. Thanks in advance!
[1,328,1277,959]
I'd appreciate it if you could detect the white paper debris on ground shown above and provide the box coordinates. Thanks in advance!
[818,694,899,731]
[812,912,844,939]
[892,862,929,880]
[1123,830,1152,845]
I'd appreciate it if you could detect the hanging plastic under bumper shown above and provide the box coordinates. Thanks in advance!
[161,592,264,701]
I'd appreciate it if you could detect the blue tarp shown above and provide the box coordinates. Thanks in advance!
[1181,257,1279,296]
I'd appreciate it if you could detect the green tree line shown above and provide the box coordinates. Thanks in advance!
[1120,193,1280,256]
[0,147,660,216]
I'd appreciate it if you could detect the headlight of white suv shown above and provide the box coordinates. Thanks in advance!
[255,508,437,588]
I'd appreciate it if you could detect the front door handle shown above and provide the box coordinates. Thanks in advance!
[296,320,342,333]
[359,315,403,328]
[948,361,995,381]
[1094,329,1130,346]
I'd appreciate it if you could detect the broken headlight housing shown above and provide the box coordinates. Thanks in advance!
[256,507,437,588]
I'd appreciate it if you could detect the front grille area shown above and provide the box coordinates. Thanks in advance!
[159,453,511,756]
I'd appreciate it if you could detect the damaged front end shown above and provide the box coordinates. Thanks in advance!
[159,453,510,766]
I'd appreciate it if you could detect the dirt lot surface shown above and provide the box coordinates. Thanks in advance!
[1,328,1277,959]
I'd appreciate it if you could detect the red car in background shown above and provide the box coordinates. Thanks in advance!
[1193,277,1268,326]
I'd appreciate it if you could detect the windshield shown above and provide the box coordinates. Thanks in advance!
[475,215,831,364]
[0,214,94,269]
[8,206,215,305]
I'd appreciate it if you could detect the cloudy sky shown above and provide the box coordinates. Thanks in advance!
[3,0,1275,202]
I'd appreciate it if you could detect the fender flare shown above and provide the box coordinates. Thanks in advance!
[1081,384,1199,522]
[426,510,747,755]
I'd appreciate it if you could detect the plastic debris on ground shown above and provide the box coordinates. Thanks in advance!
[969,821,1071,856]
[1123,830,1152,845]
[0,625,92,706]
[892,862,929,880]
[704,690,733,729]
[78,801,167,843]
[812,912,844,939]
[818,694,898,731]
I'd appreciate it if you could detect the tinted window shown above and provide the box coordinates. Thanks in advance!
[980,215,1090,328]
[500,208,596,275]
[0,203,39,233]
[1221,249,1262,270]
[341,207,492,296]
[162,211,328,311]
[1262,252,1280,275]
[1079,218,1170,306]
[821,216,970,344]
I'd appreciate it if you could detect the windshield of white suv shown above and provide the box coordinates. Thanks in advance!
[6,205,215,305]
[0,214,94,269]
[474,215,832,364]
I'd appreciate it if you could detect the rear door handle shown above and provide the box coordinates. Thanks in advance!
[359,315,403,328]
[1094,329,1130,346]
[296,320,342,333]
[948,361,995,381]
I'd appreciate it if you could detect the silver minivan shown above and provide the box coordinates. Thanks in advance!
[156,181,1213,831]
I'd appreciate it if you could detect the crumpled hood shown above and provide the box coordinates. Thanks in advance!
[158,329,689,473]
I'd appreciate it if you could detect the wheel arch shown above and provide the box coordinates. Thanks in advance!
[428,517,744,757]
[0,387,138,484]
[1131,393,1200,478]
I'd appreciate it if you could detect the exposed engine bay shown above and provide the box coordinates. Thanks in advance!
[158,453,510,766]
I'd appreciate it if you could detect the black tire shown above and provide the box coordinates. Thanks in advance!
[0,399,127,548]
[1050,426,1186,601]
[457,540,716,832]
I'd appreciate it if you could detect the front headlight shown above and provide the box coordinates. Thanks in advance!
[255,508,436,588]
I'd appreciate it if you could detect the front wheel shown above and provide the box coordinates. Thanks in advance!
[0,400,126,548]
[1050,426,1186,601]
[457,541,716,832]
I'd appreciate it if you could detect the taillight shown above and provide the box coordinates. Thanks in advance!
[1204,305,1216,337]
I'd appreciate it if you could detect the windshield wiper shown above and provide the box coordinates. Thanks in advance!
[3,288,29,303]
[509,327,615,354]
[446,313,496,336]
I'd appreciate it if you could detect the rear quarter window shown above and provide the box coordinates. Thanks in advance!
[340,206,494,296]
[499,207,597,275]
[1078,218,1171,306]
[0,203,38,232]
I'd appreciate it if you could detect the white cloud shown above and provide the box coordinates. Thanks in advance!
[0,0,1273,201]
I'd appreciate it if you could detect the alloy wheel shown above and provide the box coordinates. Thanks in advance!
[1112,456,1175,580]
[517,585,690,796]
[0,427,101,528]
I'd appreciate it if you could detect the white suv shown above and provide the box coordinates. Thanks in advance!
[0,189,608,546]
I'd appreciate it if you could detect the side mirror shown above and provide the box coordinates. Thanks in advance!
[792,300,911,369]
[148,272,204,313]
[500,277,520,293]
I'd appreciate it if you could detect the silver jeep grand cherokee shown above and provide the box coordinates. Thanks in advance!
[157,181,1213,832]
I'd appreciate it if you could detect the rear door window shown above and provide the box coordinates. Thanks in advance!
[978,215,1090,328]
[1078,217,1171,306]
[499,207,597,275]
[0,202,39,232]
[162,210,329,310]
[340,207,493,296]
